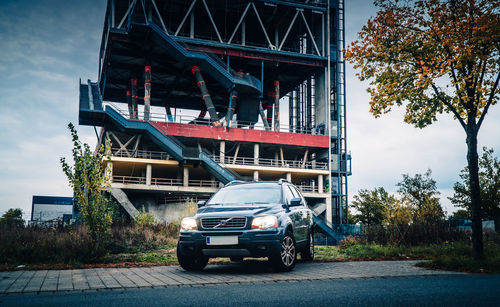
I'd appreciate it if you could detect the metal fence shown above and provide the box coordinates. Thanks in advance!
[212,155,328,170]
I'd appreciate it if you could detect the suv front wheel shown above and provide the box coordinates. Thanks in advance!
[270,231,296,272]
[177,244,209,271]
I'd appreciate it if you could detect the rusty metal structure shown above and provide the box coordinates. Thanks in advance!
[79,0,351,236]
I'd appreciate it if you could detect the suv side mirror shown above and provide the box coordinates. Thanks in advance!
[197,201,206,208]
[290,198,301,207]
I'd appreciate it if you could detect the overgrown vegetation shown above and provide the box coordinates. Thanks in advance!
[60,123,113,254]
[135,207,157,228]
[0,223,179,268]
[315,235,500,273]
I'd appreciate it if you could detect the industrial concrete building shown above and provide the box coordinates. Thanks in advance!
[79,0,350,232]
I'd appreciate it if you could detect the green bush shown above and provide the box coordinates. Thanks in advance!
[338,236,361,250]
[135,207,157,228]
[0,209,24,227]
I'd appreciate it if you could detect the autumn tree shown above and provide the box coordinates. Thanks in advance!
[449,147,500,230]
[345,0,499,260]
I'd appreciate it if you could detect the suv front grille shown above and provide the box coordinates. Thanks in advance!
[200,217,247,229]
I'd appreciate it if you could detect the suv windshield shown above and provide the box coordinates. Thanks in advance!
[207,185,281,205]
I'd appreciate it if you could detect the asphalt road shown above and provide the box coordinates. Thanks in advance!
[1,274,499,307]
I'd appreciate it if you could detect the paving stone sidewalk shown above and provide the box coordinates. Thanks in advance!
[0,260,464,294]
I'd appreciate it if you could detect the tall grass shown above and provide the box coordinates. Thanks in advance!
[0,222,180,265]
[361,223,469,245]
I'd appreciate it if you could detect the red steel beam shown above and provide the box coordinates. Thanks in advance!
[151,122,329,148]
[184,45,325,67]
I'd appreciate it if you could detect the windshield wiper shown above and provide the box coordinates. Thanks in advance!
[243,202,270,204]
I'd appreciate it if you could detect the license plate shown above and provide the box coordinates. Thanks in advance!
[206,236,238,246]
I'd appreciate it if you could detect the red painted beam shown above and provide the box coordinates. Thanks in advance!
[151,122,329,148]
[184,45,326,67]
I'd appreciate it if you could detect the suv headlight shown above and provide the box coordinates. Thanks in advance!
[251,215,278,229]
[180,217,197,231]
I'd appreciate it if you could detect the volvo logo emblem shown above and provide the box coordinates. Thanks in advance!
[214,218,232,228]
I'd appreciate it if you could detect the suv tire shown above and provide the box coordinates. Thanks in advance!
[301,231,314,261]
[270,231,296,272]
[177,246,208,271]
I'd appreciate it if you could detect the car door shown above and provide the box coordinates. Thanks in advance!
[283,185,303,241]
[290,186,310,243]
[285,185,307,243]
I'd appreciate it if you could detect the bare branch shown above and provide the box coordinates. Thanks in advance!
[474,57,488,106]
[431,84,467,130]
[477,71,500,130]
[427,25,468,109]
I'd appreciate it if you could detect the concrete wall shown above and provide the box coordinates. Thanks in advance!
[126,192,197,224]
[147,201,198,224]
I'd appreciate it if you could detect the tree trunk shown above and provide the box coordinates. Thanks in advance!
[466,126,483,260]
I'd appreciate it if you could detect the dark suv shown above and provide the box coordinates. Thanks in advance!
[177,180,314,272]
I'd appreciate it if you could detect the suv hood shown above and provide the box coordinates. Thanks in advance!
[196,204,282,217]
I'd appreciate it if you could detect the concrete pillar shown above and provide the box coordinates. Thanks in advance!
[226,91,238,128]
[286,172,291,182]
[318,174,323,193]
[253,170,259,181]
[146,164,152,185]
[183,166,189,187]
[131,78,138,119]
[220,141,225,163]
[273,80,280,131]
[254,143,259,165]
[315,69,326,131]
[126,90,133,118]
[144,66,151,121]
[326,197,333,224]
[274,152,279,166]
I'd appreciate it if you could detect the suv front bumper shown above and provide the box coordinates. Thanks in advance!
[178,228,284,258]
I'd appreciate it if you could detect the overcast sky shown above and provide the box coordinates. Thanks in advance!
[0,0,498,220]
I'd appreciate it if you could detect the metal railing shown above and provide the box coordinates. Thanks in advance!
[112,175,146,185]
[296,185,320,193]
[110,148,172,160]
[112,175,321,194]
[112,176,218,188]
[212,156,328,170]
[103,102,320,135]
[110,145,327,170]
[152,178,183,186]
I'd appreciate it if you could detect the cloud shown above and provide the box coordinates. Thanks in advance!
[0,0,104,216]
[0,0,498,219]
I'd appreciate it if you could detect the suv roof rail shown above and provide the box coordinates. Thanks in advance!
[224,180,247,187]
[278,179,288,184]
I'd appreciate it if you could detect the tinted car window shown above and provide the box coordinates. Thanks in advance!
[288,185,299,198]
[283,186,295,204]
[291,186,305,205]
[207,185,282,205]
